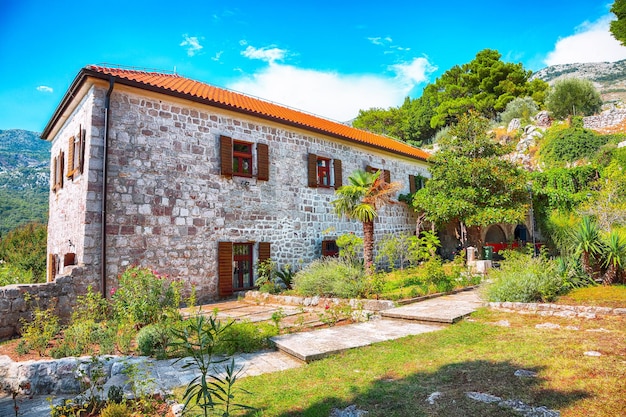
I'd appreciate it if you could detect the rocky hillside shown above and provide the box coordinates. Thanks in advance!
[0,129,50,234]
[531,60,626,103]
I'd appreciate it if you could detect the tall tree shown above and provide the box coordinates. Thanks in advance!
[611,0,626,46]
[412,113,529,247]
[332,170,401,273]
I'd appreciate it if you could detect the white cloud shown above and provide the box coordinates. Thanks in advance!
[211,51,223,61]
[241,45,287,63]
[37,85,53,93]
[180,34,204,57]
[227,57,436,122]
[544,15,626,65]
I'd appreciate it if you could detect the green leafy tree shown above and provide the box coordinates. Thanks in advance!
[332,170,401,273]
[0,222,47,283]
[412,113,528,247]
[545,78,603,120]
[611,0,626,46]
[499,96,539,126]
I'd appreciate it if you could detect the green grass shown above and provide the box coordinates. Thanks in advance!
[555,285,626,308]
[176,308,625,416]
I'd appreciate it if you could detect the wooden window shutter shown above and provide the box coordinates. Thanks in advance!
[258,242,271,264]
[307,153,318,188]
[220,135,233,178]
[218,242,233,297]
[67,136,75,179]
[59,151,65,189]
[383,169,391,183]
[257,143,269,181]
[365,165,374,173]
[52,156,58,192]
[333,159,342,188]
[78,126,87,174]
[48,254,56,282]
[409,174,417,194]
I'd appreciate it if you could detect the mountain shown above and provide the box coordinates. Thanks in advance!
[0,129,50,235]
[531,59,626,103]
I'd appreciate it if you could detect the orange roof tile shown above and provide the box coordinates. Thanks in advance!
[82,66,431,161]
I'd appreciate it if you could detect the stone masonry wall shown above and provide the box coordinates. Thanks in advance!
[95,85,428,301]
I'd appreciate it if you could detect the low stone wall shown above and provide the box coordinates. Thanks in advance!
[243,291,396,312]
[583,109,626,130]
[489,301,626,319]
[0,268,88,342]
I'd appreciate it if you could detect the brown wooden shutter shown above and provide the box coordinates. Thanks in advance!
[79,127,85,174]
[365,165,374,173]
[258,242,271,264]
[409,174,416,194]
[383,169,391,183]
[220,135,233,178]
[52,156,57,192]
[333,159,342,188]
[307,153,318,188]
[218,242,233,297]
[67,136,75,179]
[59,151,65,189]
[48,254,56,282]
[257,143,269,181]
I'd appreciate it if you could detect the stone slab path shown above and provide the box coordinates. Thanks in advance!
[381,289,483,323]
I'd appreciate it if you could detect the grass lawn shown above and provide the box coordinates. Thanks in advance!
[189,308,626,417]
[555,284,626,308]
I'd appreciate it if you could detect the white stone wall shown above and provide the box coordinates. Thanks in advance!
[49,83,429,301]
[47,87,103,293]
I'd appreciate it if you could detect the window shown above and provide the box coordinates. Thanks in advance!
[409,174,426,194]
[220,135,269,180]
[232,243,253,289]
[233,141,253,177]
[322,239,339,257]
[366,165,391,183]
[308,153,342,188]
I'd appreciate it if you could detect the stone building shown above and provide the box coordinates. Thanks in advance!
[41,66,431,301]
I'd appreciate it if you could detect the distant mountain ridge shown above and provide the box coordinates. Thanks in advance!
[531,59,626,102]
[0,129,49,234]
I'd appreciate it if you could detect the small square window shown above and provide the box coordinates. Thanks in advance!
[317,157,331,187]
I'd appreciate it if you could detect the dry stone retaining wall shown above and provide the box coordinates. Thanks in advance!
[489,301,626,318]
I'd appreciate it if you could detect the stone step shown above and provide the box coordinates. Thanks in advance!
[270,319,445,362]
[380,290,483,324]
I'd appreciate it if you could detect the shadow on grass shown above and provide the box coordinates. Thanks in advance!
[248,359,588,417]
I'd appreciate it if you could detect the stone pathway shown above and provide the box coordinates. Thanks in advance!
[0,289,484,416]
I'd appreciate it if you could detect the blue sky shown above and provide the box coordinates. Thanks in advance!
[1,0,625,133]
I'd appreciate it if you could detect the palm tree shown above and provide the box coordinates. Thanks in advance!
[332,170,401,273]
[571,216,603,278]
[601,230,626,285]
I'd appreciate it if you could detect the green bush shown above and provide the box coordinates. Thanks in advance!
[545,78,602,119]
[0,261,32,286]
[294,257,366,298]
[499,96,539,126]
[19,298,60,356]
[111,266,179,326]
[540,123,608,164]
[136,322,172,359]
[485,250,564,302]
[99,402,131,417]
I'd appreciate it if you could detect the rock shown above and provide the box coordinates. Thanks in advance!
[426,391,442,404]
[466,392,501,403]
[329,404,368,417]
[493,320,510,327]
[534,111,551,127]
[584,351,602,357]
[508,118,521,132]
[535,323,561,330]
[514,369,538,378]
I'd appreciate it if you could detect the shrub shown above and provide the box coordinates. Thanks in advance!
[294,257,366,298]
[336,233,363,265]
[540,122,607,164]
[545,78,602,119]
[217,320,278,355]
[136,323,171,359]
[499,96,539,126]
[111,266,178,326]
[0,261,31,286]
[485,250,564,302]
[19,297,60,356]
[99,401,131,417]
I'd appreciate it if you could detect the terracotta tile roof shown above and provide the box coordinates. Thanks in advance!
[85,65,430,161]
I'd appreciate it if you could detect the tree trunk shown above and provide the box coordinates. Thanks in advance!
[602,264,616,286]
[363,220,375,275]
[581,251,594,278]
